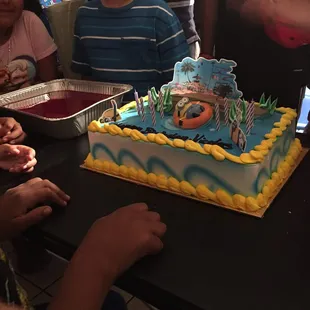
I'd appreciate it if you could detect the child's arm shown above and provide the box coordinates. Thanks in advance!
[26,11,58,81]
[156,8,190,84]
[71,10,91,78]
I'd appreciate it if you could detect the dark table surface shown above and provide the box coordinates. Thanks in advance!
[1,133,310,310]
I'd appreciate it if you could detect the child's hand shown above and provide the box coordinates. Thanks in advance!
[0,117,26,144]
[0,178,70,241]
[0,144,37,173]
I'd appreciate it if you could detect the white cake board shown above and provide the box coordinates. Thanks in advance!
[81,148,308,218]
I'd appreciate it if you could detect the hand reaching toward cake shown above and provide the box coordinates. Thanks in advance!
[48,203,166,310]
[0,144,37,173]
[79,203,166,277]
[0,117,26,145]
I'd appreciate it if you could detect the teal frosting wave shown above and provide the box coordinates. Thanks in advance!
[255,168,270,193]
[92,143,117,163]
[147,157,179,179]
[118,149,146,170]
[184,165,239,194]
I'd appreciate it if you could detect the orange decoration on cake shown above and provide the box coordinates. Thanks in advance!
[173,97,213,129]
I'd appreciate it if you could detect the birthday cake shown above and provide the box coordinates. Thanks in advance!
[84,58,302,214]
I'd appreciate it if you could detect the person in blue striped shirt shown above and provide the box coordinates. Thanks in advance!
[71,0,190,100]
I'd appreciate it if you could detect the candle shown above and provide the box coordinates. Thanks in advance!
[224,98,229,126]
[246,100,255,135]
[158,90,164,119]
[250,101,255,129]
[214,102,220,131]
[148,91,156,126]
[139,97,145,122]
[134,89,141,116]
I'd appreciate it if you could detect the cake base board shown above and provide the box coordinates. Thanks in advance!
[81,148,308,218]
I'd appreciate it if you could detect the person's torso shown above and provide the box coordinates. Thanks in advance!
[0,11,38,93]
[78,0,170,95]
[215,1,310,108]
[165,0,199,44]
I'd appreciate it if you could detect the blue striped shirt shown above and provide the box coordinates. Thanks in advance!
[71,0,189,98]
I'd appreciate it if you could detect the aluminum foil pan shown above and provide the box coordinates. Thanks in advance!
[0,79,132,139]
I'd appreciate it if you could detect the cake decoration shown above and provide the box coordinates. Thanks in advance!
[173,97,213,129]
[214,102,221,131]
[148,87,173,113]
[158,90,165,119]
[246,101,255,135]
[99,99,121,123]
[83,56,306,218]
[148,90,157,126]
[224,99,230,126]
[139,97,146,122]
[259,93,278,115]
[230,120,247,152]
[162,57,243,101]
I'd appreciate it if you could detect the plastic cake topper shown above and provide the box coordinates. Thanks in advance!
[99,100,121,123]
[173,97,213,129]
[230,120,247,152]
[162,57,243,100]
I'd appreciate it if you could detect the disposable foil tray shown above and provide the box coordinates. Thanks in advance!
[0,79,132,139]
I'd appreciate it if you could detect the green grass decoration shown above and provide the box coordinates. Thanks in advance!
[259,93,278,114]
[163,88,173,112]
[151,87,173,113]
[229,101,237,123]
[269,98,278,115]
[259,93,268,108]
[265,96,272,110]
[150,87,159,108]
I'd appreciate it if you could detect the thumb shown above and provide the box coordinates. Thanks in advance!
[12,206,52,232]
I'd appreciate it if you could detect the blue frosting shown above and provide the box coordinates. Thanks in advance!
[114,106,282,156]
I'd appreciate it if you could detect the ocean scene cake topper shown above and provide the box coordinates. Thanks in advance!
[162,57,243,100]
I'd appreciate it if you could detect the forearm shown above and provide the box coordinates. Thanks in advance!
[48,245,116,310]
[201,0,219,55]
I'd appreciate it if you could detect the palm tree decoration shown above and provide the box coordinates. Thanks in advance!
[181,62,195,82]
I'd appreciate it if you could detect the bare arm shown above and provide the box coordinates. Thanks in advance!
[37,53,58,82]
[48,246,114,310]
[201,0,219,55]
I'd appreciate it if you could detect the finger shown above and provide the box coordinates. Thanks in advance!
[144,211,161,222]
[12,206,52,232]
[125,203,148,212]
[0,118,14,135]
[150,222,167,238]
[9,132,27,145]
[145,235,164,255]
[38,179,70,202]
[3,123,24,142]
[0,143,19,155]
[22,157,37,170]
[10,158,37,173]
[16,145,35,158]
[29,187,68,208]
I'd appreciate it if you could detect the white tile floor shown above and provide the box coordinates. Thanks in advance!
[4,245,157,310]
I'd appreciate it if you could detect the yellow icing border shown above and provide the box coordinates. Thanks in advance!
[88,102,297,165]
[84,138,302,212]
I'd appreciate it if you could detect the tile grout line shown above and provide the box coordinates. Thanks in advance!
[126,296,135,305]
[16,272,63,292]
